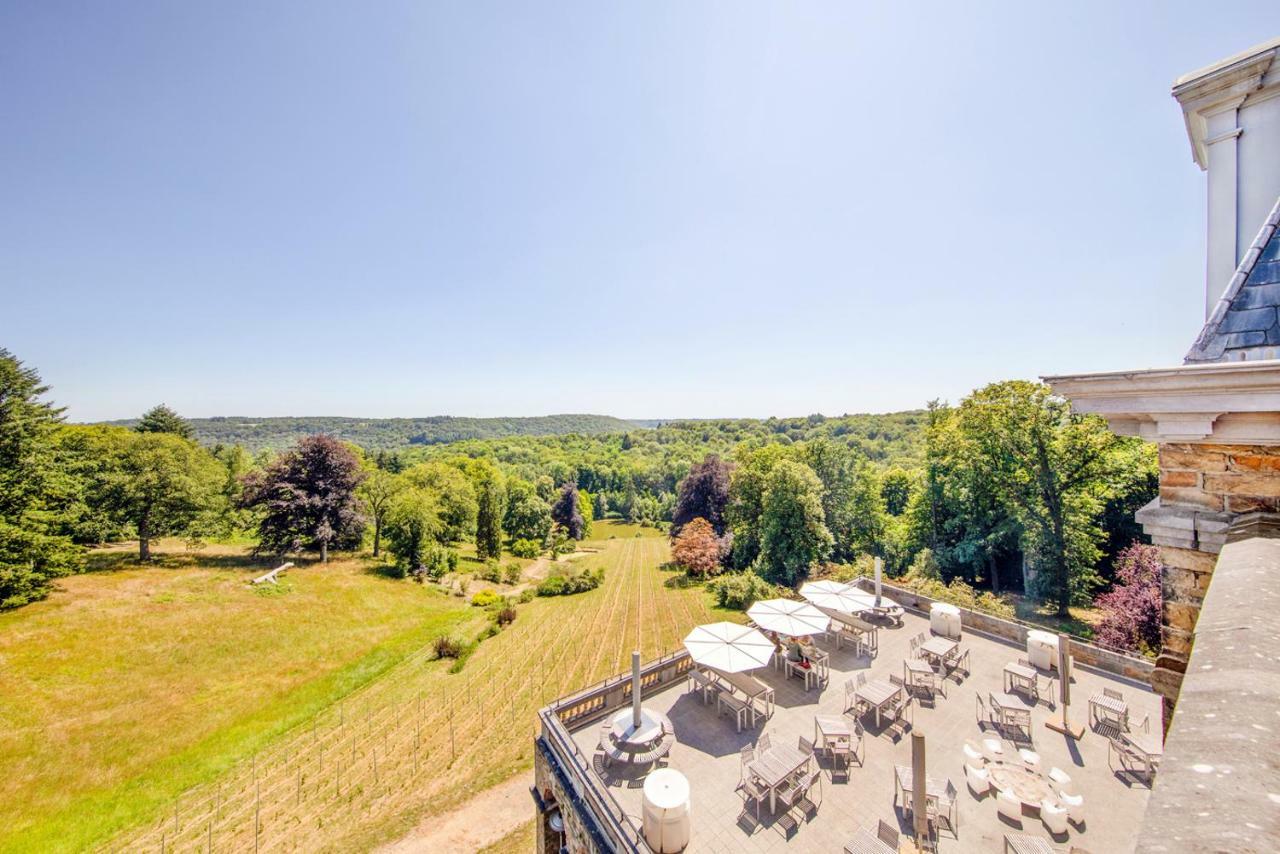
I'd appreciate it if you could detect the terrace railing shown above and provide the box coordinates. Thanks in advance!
[538,650,694,852]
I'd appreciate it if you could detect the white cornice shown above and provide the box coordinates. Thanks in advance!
[1171,38,1279,170]
[1043,360,1280,444]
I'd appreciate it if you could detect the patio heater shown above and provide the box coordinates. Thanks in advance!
[874,556,883,605]
[1046,631,1084,739]
[911,732,929,846]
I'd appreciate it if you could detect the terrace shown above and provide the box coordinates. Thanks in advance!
[536,582,1161,853]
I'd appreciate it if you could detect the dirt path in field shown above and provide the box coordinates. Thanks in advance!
[377,771,534,854]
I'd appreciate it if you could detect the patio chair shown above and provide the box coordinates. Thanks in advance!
[1040,799,1069,835]
[996,789,1022,825]
[843,678,858,713]
[963,740,984,765]
[1019,748,1041,772]
[1059,792,1085,826]
[1018,657,1031,668]
[965,763,991,796]
[982,738,1005,763]
[757,732,771,753]
[794,767,823,818]
[889,673,904,688]
[798,735,815,756]
[1104,687,1124,702]
[877,820,900,849]
[935,780,959,837]
[857,672,868,688]
[1048,766,1074,795]
[740,776,767,820]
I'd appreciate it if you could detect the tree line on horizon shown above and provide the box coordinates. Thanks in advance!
[0,347,1159,652]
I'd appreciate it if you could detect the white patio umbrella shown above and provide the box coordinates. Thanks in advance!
[799,580,866,614]
[746,599,830,638]
[682,622,775,673]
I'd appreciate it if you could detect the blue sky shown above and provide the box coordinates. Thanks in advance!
[2,3,1276,422]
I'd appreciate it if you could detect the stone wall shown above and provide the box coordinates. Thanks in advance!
[1140,442,1280,717]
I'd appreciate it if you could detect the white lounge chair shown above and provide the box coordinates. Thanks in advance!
[997,789,1022,824]
[965,762,991,796]
[1040,799,1069,835]
[983,738,1005,763]
[1048,766,1074,796]
[1060,791,1085,825]
[963,740,984,764]
[1018,748,1041,772]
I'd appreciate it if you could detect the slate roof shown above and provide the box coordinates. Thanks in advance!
[1186,195,1280,363]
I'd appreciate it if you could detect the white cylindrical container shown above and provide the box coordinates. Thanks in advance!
[642,768,691,853]
[930,602,962,639]
[1026,629,1059,671]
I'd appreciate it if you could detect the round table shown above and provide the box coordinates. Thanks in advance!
[642,768,691,853]
[610,707,671,750]
[988,761,1056,808]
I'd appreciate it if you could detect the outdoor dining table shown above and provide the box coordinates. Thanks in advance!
[814,714,852,751]
[894,763,944,811]
[785,648,829,691]
[1004,833,1059,854]
[1089,691,1129,729]
[843,827,896,854]
[904,657,936,693]
[747,743,811,812]
[990,691,1036,733]
[1003,661,1039,698]
[918,635,959,667]
[855,678,903,727]
[988,760,1056,808]
[710,667,776,716]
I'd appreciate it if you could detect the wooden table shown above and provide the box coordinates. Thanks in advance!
[855,679,903,727]
[710,667,775,716]
[990,691,1035,732]
[894,763,944,811]
[988,761,1055,808]
[1089,691,1129,729]
[747,744,811,812]
[814,714,852,749]
[1003,661,1038,698]
[904,657,936,693]
[1004,833,1058,854]
[918,636,958,667]
[843,827,896,854]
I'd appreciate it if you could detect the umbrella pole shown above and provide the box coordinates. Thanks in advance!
[874,557,883,605]
[911,732,929,846]
[632,651,642,730]
[1045,632,1083,739]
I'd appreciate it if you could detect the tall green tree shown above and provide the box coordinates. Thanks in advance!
[101,432,221,562]
[955,381,1126,615]
[384,488,441,576]
[0,350,81,608]
[798,439,885,562]
[726,444,789,569]
[358,466,404,558]
[504,479,552,544]
[135,404,193,439]
[756,460,833,586]
[402,462,477,543]
[475,476,505,560]
[242,435,366,562]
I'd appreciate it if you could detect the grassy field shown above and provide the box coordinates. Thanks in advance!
[1,521,719,852]
[0,543,478,853]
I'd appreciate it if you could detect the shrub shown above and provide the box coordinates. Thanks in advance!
[471,589,503,608]
[671,517,724,577]
[496,605,517,626]
[477,560,503,584]
[904,548,941,583]
[510,538,542,559]
[707,572,779,610]
[518,589,536,604]
[1094,542,1162,656]
[434,635,464,659]
[503,562,523,585]
[537,567,604,597]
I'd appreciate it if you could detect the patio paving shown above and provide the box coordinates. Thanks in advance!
[569,609,1161,853]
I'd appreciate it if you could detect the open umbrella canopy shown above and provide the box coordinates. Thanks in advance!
[799,580,866,613]
[746,599,830,638]
[682,622,775,673]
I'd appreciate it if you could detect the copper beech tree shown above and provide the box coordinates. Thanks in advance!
[671,517,722,577]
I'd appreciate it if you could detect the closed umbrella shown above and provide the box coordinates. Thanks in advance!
[747,599,830,638]
[682,622,775,673]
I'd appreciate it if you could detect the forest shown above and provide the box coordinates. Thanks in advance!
[0,346,1159,653]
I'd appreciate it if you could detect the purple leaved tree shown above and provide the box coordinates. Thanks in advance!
[1094,542,1162,655]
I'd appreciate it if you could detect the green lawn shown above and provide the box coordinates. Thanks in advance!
[0,542,477,853]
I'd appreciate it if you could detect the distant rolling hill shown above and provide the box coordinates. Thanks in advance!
[100,414,644,452]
